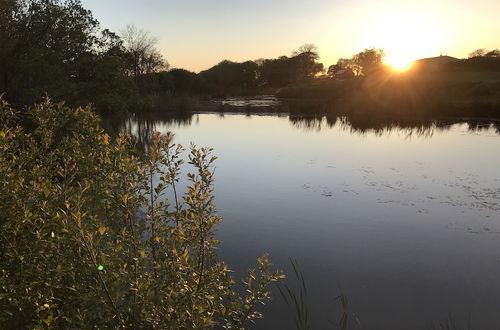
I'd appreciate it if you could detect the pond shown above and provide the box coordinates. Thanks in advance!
[117,110,500,329]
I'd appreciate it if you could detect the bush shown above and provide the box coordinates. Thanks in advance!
[0,98,283,328]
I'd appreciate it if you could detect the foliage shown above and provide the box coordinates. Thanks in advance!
[136,44,326,102]
[350,48,385,76]
[290,44,324,82]
[0,0,135,114]
[199,60,260,95]
[2,0,499,117]
[327,58,353,77]
[161,69,203,95]
[326,48,384,78]
[259,45,324,88]
[0,98,283,328]
[121,24,168,79]
[457,49,500,72]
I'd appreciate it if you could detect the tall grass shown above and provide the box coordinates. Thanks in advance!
[333,291,361,330]
[278,259,361,330]
[430,315,473,330]
[278,259,310,330]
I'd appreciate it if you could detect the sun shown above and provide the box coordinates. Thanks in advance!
[385,53,414,71]
[360,9,442,72]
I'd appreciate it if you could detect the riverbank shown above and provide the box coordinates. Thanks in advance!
[133,71,500,122]
[277,71,500,118]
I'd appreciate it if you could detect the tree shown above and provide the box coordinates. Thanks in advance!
[458,49,500,72]
[350,48,385,76]
[199,60,259,94]
[485,49,500,58]
[327,58,352,77]
[291,44,324,82]
[258,45,324,87]
[292,43,319,57]
[121,25,168,78]
[258,56,294,88]
[468,49,486,58]
[0,98,283,328]
[0,0,99,104]
[159,68,200,95]
[0,0,135,114]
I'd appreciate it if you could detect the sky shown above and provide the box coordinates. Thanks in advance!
[82,0,500,72]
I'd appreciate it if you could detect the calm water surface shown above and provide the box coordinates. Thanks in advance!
[124,113,500,329]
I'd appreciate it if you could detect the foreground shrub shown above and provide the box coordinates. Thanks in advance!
[0,98,282,328]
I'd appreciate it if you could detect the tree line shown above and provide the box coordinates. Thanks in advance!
[455,49,500,71]
[0,0,323,114]
[1,0,499,116]
[144,44,325,97]
[0,0,387,115]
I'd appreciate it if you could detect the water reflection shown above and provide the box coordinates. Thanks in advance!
[115,112,193,148]
[289,113,500,136]
[114,110,500,149]
[102,109,500,329]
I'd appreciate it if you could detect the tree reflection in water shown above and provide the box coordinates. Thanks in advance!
[104,101,500,149]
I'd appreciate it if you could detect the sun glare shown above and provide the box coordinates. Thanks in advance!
[358,9,442,72]
[385,54,414,71]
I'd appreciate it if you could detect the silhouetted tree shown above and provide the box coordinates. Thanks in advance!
[468,49,487,58]
[1,0,97,103]
[327,58,352,77]
[0,0,135,114]
[350,48,385,76]
[290,45,324,83]
[120,25,168,78]
[292,44,319,57]
[259,56,294,88]
[485,49,500,57]
[198,60,259,95]
[258,45,324,87]
[75,29,137,113]
[457,49,500,72]
[162,68,200,95]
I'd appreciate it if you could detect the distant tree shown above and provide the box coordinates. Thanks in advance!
[468,49,487,58]
[120,25,168,78]
[292,43,319,57]
[291,46,324,82]
[258,44,324,87]
[160,68,200,95]
[457,49,500,72]
[258,56,294,88]
[327,58,352,77]
[350,48,385,76]
[199,60,259,94]
[485,49,500,57]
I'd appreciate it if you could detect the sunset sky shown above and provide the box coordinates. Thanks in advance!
[82,0,500,72]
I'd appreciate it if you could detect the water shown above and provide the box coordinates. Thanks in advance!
[221,95,280,108]
[120,111,500,329]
